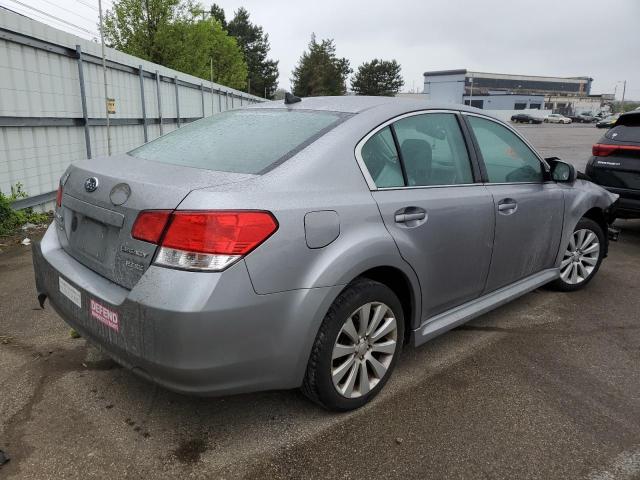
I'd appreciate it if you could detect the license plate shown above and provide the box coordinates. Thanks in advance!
[59,277,82,308]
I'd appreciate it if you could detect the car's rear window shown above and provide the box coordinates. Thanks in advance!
[606,125,640,143]
[129,109,347,174]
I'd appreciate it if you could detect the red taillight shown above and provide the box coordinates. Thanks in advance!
[593,143,640,157]
[56,183,63,208]
[131,210,171,243]
[162,211,278,255]
[131,210,278,271]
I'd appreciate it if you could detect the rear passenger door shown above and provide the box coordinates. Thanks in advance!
[359,111,495,321]
[464,114,564,292]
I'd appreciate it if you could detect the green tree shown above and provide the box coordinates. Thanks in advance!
[351,59,404,96]
[103,0,247,90]
[226,8,279,99]
[209,3,226,29]
[291,35,351,97]
[161,17,247,89]
[209,6,278,98]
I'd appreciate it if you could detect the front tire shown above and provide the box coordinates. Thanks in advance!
[550,218,604,291]
[302,278,404,411]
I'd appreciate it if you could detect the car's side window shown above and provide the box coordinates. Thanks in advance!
[360,126,404,188]
[393,113,473,186]
[467,116,544,183]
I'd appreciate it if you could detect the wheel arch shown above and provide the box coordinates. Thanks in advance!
[355,266,420,344]
[555,183,615,267]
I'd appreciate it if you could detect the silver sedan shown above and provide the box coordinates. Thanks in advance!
[33,96,617,411]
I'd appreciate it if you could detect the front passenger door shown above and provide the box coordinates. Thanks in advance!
[465,115,564,292]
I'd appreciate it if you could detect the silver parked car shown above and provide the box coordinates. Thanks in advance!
[33,97,617,411]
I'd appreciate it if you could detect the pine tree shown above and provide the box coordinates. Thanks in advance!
[291,35,351,97]
[351,59,404,96]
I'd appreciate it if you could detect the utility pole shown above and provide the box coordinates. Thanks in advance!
[210,57,219,115]
[469,73,474,106]
[621,80,627,112]
[98,0,111,155]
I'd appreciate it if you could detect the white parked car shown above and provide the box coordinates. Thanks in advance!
[545,114,572,124]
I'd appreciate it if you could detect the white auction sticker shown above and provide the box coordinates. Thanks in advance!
[59,277,81,308]
[90,299,119,332]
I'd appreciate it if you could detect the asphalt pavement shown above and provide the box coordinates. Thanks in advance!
[1,124,638,480]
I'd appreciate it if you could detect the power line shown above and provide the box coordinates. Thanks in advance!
[36,0,97,25]
[3,0,98,36]
[0,3,97,39]
[76,0,99,11]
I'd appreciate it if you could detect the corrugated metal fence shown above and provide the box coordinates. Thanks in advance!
[0,7,264,209]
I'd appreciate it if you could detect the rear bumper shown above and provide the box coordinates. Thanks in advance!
[33,224,341,396]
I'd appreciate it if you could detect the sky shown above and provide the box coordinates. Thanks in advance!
[3,0,639,99]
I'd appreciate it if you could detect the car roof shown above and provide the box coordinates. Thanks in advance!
[246,95,489,116]
[616,110,640,127]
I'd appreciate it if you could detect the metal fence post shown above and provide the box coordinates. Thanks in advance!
[138,65,148,143]
[174,75,180,128]
[218,90,222,113]
[200,83,205,118]
[155,70,163,135]
[75,45,91,159]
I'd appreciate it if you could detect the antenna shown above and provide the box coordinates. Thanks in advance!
[284,92,301,105]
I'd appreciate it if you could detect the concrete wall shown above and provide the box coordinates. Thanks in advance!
[545,95,604,116]
[423,73,465,104]
[0,7,264,208]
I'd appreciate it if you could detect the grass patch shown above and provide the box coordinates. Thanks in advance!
[0,183,51,237]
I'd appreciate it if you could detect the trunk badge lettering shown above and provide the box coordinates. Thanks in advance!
[125,260,144,272]
[85,177,99,192]
[120,245,149,258]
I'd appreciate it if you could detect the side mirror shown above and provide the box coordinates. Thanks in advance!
[546,157,577,183]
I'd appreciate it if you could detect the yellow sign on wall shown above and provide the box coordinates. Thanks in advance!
[106,98,116,114]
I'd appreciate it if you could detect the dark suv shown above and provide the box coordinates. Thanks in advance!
[586,111,640,217]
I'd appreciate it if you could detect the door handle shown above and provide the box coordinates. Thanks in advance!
[497,199,518,214]
[395,210,426,223]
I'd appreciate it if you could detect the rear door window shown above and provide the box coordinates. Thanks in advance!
[360,127,404,188]
[130,109,346,174]
[393,113,473,186]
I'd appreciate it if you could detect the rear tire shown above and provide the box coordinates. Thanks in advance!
[549,218,604,292]
[302,278,404,411]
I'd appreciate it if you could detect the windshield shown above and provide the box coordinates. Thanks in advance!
[129,109,347,174]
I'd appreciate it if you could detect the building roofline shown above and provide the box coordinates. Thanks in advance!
[423,69,593,83]
[422,69,467,77]
[462,93,545,97]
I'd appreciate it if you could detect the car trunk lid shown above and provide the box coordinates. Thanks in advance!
[56,154,255,289]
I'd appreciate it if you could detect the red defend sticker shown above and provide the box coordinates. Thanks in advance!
[90,299,119,332]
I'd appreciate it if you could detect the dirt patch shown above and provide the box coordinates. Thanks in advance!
[172,438,209,464]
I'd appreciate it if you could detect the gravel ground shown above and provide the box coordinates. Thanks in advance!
[1,124,638,480]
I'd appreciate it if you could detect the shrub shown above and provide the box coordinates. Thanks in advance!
[0,183,50,236]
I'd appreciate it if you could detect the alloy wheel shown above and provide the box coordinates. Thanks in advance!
[331,302,398,398]
[560,228,600,285]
